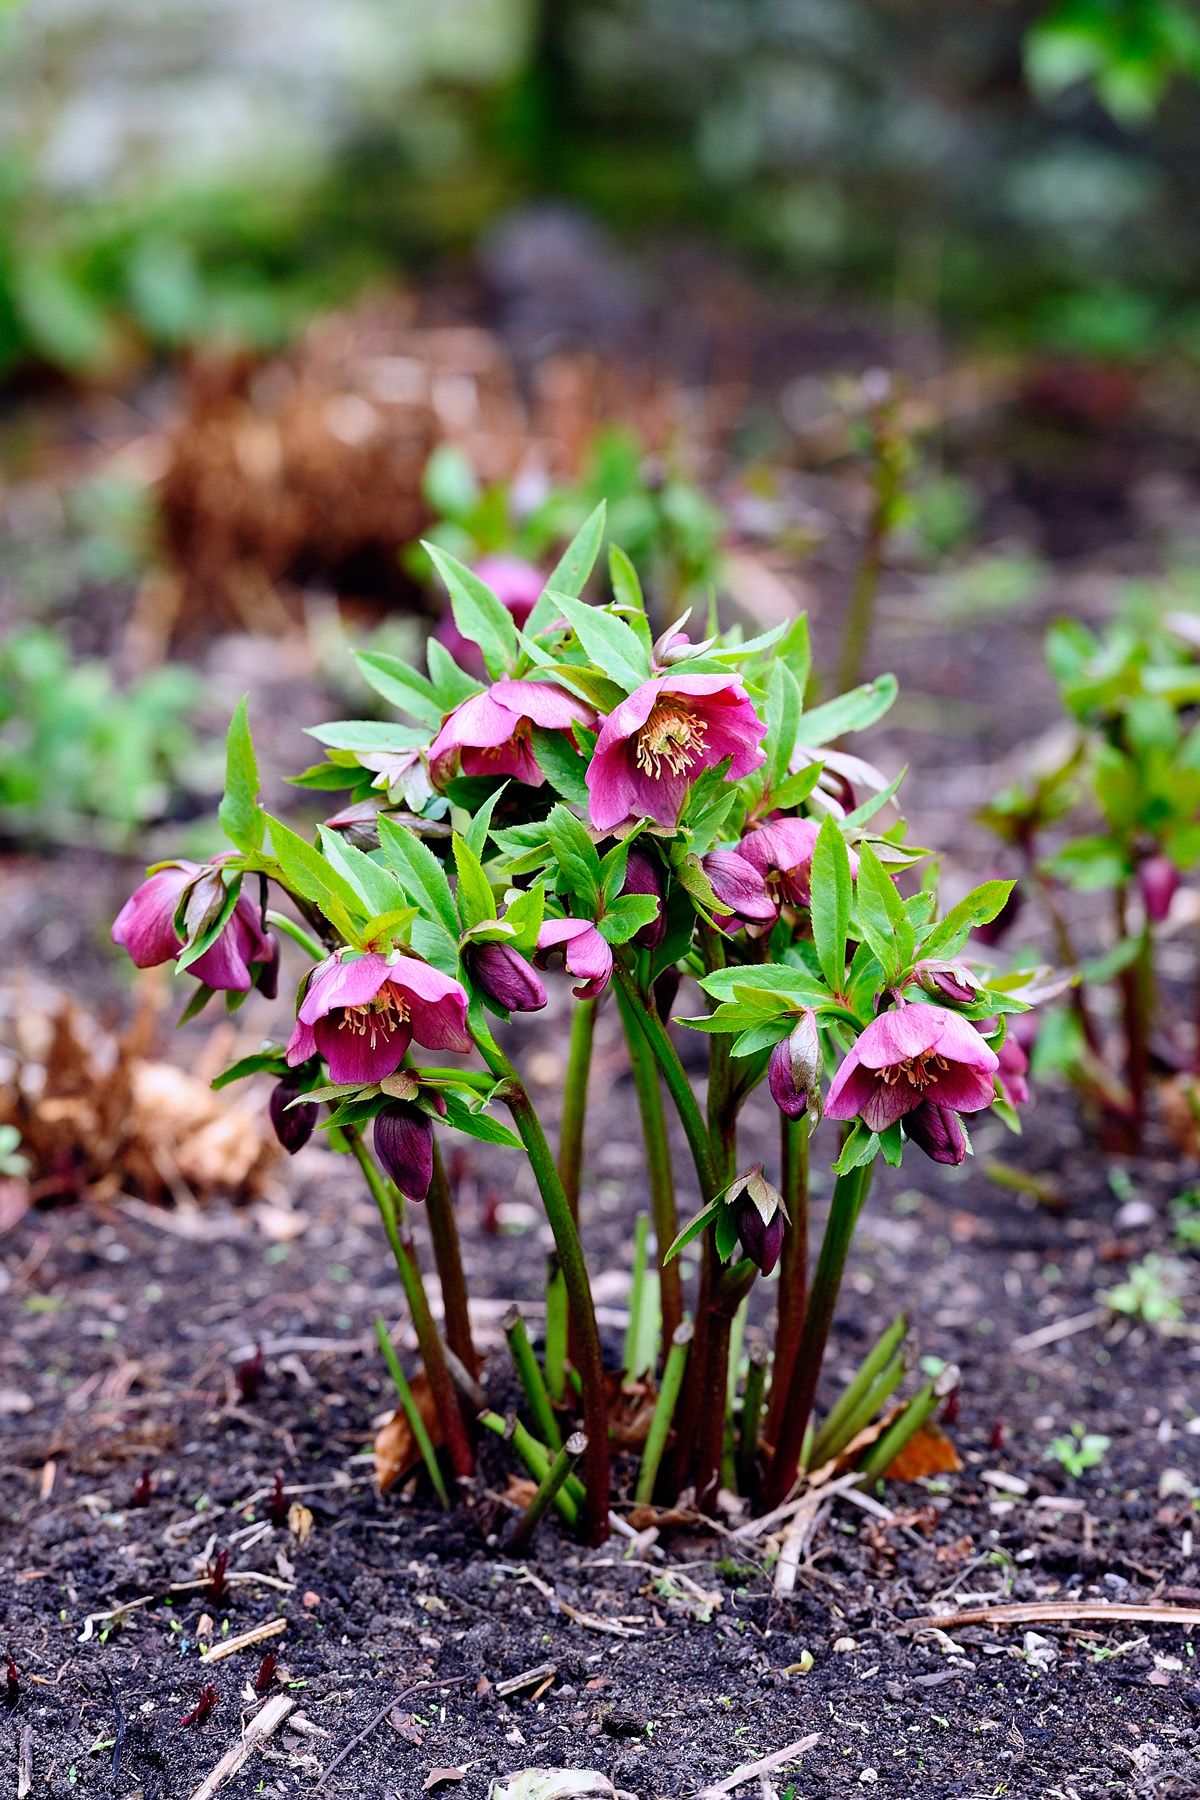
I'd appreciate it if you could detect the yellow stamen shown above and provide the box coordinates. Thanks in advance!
[634,699,708,780]
[341,983,410,1050]
[881,1051,949,1090]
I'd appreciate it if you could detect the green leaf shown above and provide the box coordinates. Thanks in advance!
[452,832,497,929]
[218,697,265,853]
[530,726,591,804]
[833,1124,880,1174]
[317,826,405,919]
[211,1047,290,1090]
[463,784,506,859]
[425,544,518,679]
[597,894,660,945]
[607,543,645,615]
[267,816,363,939]
[376,816,460,939]
[353,651,445,727]
[663,1198,721,1264]
[765,661,803,792]
[810,813,853,991]
[843,764,907,828]
[854,842,911,984]
[440,1092,523,1149]
[800,673,898,746]
[921,879,1015,962]
[426,637,483,708]
[700,965,828,1007]
[306,720,428,754]
[552,592,652,693]
[526,502,607,632]
[546,804,602,911]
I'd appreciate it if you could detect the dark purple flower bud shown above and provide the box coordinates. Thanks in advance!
[466,939,547,1014]
[701,850,778,930]
[373,1103,434,1203]
[767,1010,822,1121]
[1138,853,1179,924]
[725,1165,787,1276]
[653,965,680,1021]
[254,934,281,1001]
[972,879,1023,948]
[269,1077,318,1155]
[915,960,979,1007]
[904,1099,967,1166]
[621,845,666,949]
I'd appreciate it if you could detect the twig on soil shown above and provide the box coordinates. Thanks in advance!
[200,1617,287,1666]
[188,1693,294,1800]
[17,1728,32,1800]
[513,1566,646,1638]
[695,1733,821,1798]
[316,1679,473,1788]
[102,1668,127,1784]
[905,1601,1200,1632]
[1010,1309,1107,1355]
[494,1662,558,1698]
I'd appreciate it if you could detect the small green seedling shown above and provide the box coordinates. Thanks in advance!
[1046,1423,1111,1477]
[1103,1254,1188,1326]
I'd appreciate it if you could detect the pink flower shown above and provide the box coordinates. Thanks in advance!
[430,678,594,788]
[702,850,778,930]
[1138,853,1179,924]
[112,861,277,994]
[585,674,766,833]
[535,919,613,999]
[434,555,544,675]
[904,1099,967,1166]
[996,1031,1030,1109]
[739,817,859,908]
[286,951,471,1085]
[825,1002,999,1134]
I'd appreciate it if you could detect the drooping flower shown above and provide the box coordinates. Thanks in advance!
[285,951,471,1085]
[620,844,666,949]
[824,1002,999,1134]
[585,674,766,833]
[465,939,547,1014]
[374,1102,435,1203]
[701,850,778,930]
[1138,853,1179,924]
[995,1030,1030,1109]
[725,1166,787,1276]
[535,918,613,999]
[739,817,859,909]
[112,861,277,994]
[430,679,594,789]
[903,1099,967,1166]
[914,960,980,1007]
[435,556,544,675]
[768,1010,822,1121]
[269,1076,318,1155]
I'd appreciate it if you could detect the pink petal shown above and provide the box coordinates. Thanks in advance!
[285,1018,318,1066]
[315,1013,412,1084]
[110,864,197,967]
[739,818,819,878]
[928,1008,1000,1076]
[298,952,392,1024]
[430,691,519,760]
[491,678,593,731]
[461,737,545,786]
[388,958,473,1053]
[586,742,641,833]
[860,1078,917,1132]
[854,1003,947,1070]
[930,1063,998,1115]
[823,1047,870,1119]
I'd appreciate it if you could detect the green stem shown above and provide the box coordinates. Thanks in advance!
[505,1432,588,1551]
[634,1322,693,1505]
[265,909,328,963]
[426,1139,477,1375]
[472,1015,610,1544]
[814,1351,906,1470]
[737,1342,769,1496]
[857,1365,957,1485]
[765,1112,811,1448]
[762,1161,872,1509]
[693,1260,757,1514]
[807,1312,907,1470]
[558,997,596,1220]
[615,982,683,1344]
[373,1317,450,1507]
[479,1411,582,1526]
[348,1129,473,1482]
[503,1305,562,1451]
[614,965,719,1204]
[623,1214,651,1380]
[544,1256,568,1403]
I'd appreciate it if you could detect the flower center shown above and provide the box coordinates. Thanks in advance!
[634,699,707,779]
[340,983,410,1049]
[882,1050,949,1091]
[478,718,531,762]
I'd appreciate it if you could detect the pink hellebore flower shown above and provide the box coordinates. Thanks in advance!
[430,679,594,789]
[286,951,471,1085]
[434,555,544,675]
[535,918,613,1000]
[824,1001,999,1134]
[995,1031,1030,1109]
[739,817,859,909]
[585,674,766,833]
[112,861,276,994]
[904,1099,967,1166]
[702,850,778,930]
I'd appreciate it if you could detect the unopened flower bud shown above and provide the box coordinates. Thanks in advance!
[269,1077,317,1155]
[1138,853,1179,924]
[373,1103,434,1203]
[725,1166,787,1276]
[904,1099,967,1166]
[915,960,979,1007]
[254,934,281,1001]
[701,850,777,929]
[767,1009,822,1121]
[621,845,666,949]
[653,966,680,1021]
[466,940,547,1014]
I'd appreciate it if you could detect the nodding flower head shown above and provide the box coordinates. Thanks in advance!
[738,817,859,910]
[465,939,548,1014]
[725,1166,787,1277]
[112,861,277,994]
[430,679,594,790]
[767,1010,822,1121]
[1138,853,1180,925]
[903,1098,968,1166]
[620,844,667,949]
[702,849,778,931]
[824,1002,998,1135]
[914,960,981,1007]
[535,918,613,1000]
[373,1102,435,1203]
[586,674,766,833]
[285,951,470,1086]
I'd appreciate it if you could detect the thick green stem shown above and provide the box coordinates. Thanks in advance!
[505,1432,588,1551]
[426,1139,478,1375]
[374,1317,450,1508]
[634,1322,693,1505]
[558,996,596,1220]
[472,1017,610,1544]
[615,982,683,1344]
[807,1312,907,1471]
[265,910,328,963]
[614,965,719,1204]
[544,1255,568,1403]
[478,1411,582,1526]
[857,1365,957,1485]
[503,1304,562,1451]
[762,1161,872,1509]
[348,1130,473,1482]
[765,1112,811,1448]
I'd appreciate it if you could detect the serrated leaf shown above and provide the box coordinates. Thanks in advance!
[765,660,803,792]
[376,816,460,938]
[552,592,651,693]
[546,804,602,911]
[211,1047,289,1089]
[463,784,506,859]
[318,825,406,918]
[700,965,828,1006]
[607,542,645,614]
[921,879,1015,962]
[218,696,265,853]
[800,673,898,746]
[663,1198,721,1264]
[425,543,518,679]
[267,816,363,939]
[854,842,911,984]
[354,650,445,727]
[833,1123,880,1174]
[810,813,853,991]
[306,720,429,754]
[452,833,498,929]
[426,636,483,707]
[526,502,607,633]
[597,894,660,945]
[530,726,591,804]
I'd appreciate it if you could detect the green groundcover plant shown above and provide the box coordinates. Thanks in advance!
[111,503,1039,1544]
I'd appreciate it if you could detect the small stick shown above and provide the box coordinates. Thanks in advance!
[635,1321,693,1505]
[494,1662,558,1698]
[317,1678,473,1787]
[374,1317,450,1508]
[736,1343,768,1496]
[696,1731,821,1798]
[17,1728,32,1800]
[505,1434,588,1552]
[200,1617,286,1666]
[503,1305,562,1450]
[622,1215,651,1379]
[905,1600,1200,1633]
[188,1694,295,1800]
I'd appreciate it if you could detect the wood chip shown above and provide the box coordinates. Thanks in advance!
[189,1694,294,1800]
[200,1617,287,1665]
[695,1732,821,1798]
[905,1601,1200,1633]
[495,1663,557,1699]
[17,1728,32,1799]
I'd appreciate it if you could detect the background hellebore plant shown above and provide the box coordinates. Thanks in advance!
[112,501,1040,1545]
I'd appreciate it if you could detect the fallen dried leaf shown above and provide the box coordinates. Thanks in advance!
[374,1370,443,1493]
[885,1421,962,1482]
[424,1769,466,1791]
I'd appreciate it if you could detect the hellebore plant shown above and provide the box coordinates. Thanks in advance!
[114,499,1038,1544]
[981,598,1200,1147]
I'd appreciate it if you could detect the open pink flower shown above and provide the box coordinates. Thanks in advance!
[286,951,471,1085]
[825,1002,998,1134]
[430,678,593,788]
[435,556,543,675]
[112,861,276,994]
[585,674,766,833]
[739,817,858,908]
[535,919,613,999]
